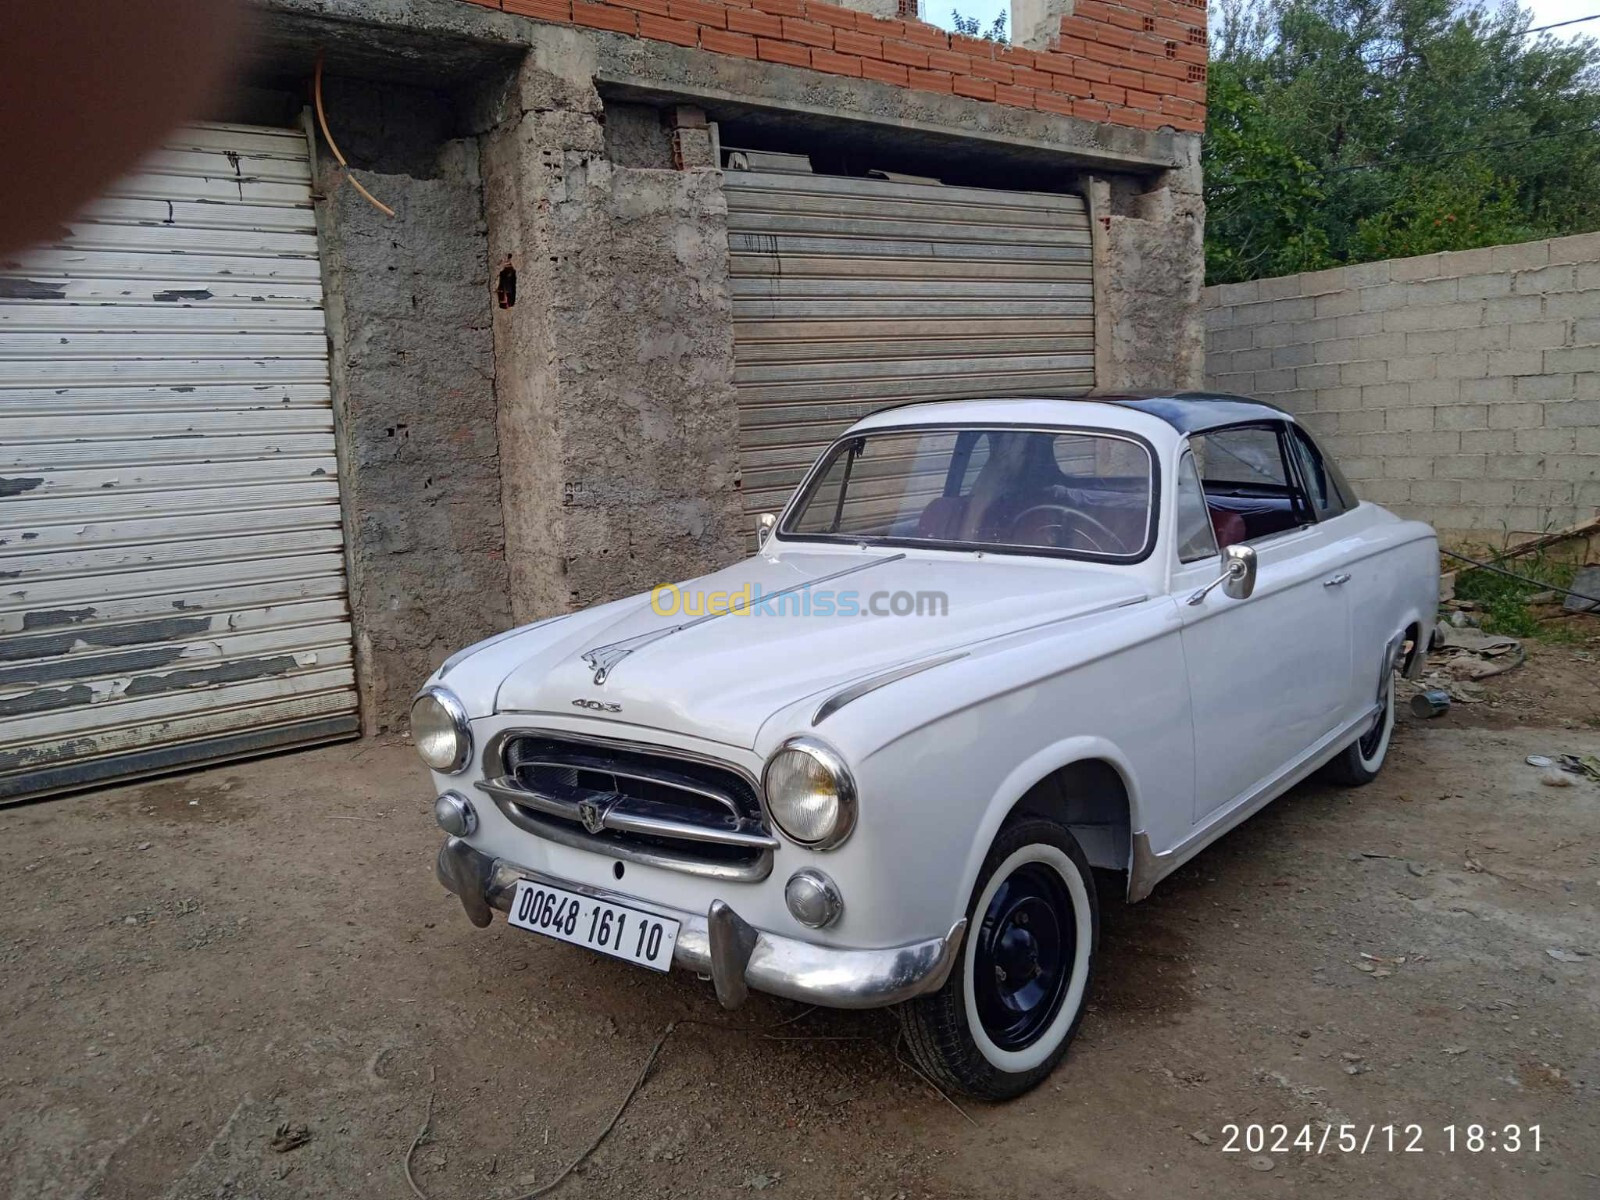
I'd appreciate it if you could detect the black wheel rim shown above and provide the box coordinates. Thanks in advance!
[1359,678,1392,759]
[972,861,1077,1051]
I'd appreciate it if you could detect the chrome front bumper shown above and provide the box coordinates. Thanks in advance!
[434,838,965,1011]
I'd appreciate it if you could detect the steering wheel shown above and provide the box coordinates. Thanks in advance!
[1007,503,1129,555]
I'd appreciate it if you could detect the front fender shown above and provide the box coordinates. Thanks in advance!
[953,735,1146,920]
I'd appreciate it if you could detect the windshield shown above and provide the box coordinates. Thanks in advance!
[782,426,1156,560]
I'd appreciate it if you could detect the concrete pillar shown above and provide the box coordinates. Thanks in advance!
[1012,0,1070,50]
[1087,131,1206,392]
[481,34,747,623]
[828,0,906,20]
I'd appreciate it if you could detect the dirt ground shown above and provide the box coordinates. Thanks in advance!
[3,645,1598,1200]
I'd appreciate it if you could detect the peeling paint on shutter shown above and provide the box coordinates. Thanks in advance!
[0,122,359,802]
[722,170,1096,527]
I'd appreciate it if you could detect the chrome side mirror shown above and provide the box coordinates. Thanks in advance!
[1186,543,1257,606]
[756,512,777,548]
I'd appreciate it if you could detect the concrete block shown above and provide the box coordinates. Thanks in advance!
[1385,406,1435,432]
[1233,348,1273,372]
[1259,274,1302,301]
[1515,373,1576,402]
[1406,431,1462,456]
[1409,380,1461,406]
[1335,312,1383,338]
[1459,376,1514,403]
[1351,331,1408,359]
[1486,349,1544,377]
[1487,453,1546,480]
[1360,282,1411,312]
[1439,246,1496,275]
[1546,290,1595,318]
[1572,317,1600,346]
[1577,475,1600,503]
[1576,372,1600,399]
[1545,454,1600,481]
[1489,402,1545,429]
[1577,262,1600,291]
[1204,306,1233,331]
[1513,479,1575,505]
[1359,431,1411,457]
[1254,367,1298,393]
[1436,351,1489,381]
[1387,356,1438,382]
[1272,342,1315,369]
[1483,296,1544,325]
[1462,323,1509,351]
[1402,278,1460,307]
[1382,454,1433,477]
[1490,240,1551,272]
[1315,289,1362,318]
[1312,386,1363,412]
[1314,338,1361,364]
[1546,346,1600,374]
[1339,456,1380,480]
[1434,454,1487,479]
[1391,252,1448,282]
[1359,479,1410,505]
[1513,264,1576,295]
[1411,479,1462,504]
[1460,479,1516,507]
[1339,408,1385,434]
[1546,399,1600,428]
[1295,364,1342,390]
[1209,327,1253,353]
[1460,430,1515,454]
[1214,279,1260,307]
[1298,412,1338,437]
[1343,261,1394,289]
[1515,427,1578,453]
[1435,405,1488,431]
[1253,321,1301,349]
[1457,272,1511,300]
[1508,320,1572,351]
[1383,302,1481,333]
[1359,382,1409,408]
[1547,230,1600,264]
[1405,329,1456,356]
[1577,427,1600,454]
[1232,301,1277,327]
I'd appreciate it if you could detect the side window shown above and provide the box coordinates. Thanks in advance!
[1189,423,1310,545]
[1288,426,1356,518]
[1174,451,1218,562]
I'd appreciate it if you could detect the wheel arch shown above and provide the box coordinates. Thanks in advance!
[956,738,1144,916]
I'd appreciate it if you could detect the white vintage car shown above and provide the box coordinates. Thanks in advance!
[418,394,1438,1098]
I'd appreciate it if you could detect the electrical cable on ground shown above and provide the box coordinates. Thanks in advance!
[1442,547,1600,609]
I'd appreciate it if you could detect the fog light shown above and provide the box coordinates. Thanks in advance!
[434,791,477,837]
[784,868,843,928]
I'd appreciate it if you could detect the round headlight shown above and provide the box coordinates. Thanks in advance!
[411,687,471,773]
[762,736,857,849]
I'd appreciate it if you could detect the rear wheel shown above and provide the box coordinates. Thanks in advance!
[901,818,1098,1100]
[1325,657,1395,786]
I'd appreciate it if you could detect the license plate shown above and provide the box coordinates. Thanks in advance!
[506,879,680,973]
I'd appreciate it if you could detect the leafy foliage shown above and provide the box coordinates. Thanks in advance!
[951,8,1009,42]
[1204,0,1600,284]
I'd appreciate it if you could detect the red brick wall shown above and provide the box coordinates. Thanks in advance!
[457,0,1207,133]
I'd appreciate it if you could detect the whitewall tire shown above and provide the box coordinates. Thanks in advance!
[901,818,1099,1100]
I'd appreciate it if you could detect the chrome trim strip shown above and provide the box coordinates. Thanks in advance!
[811,651,969,726]
[579,554,907,685]
[437,839,968,1009]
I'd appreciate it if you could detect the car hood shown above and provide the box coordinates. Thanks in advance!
[492,549,1147,749]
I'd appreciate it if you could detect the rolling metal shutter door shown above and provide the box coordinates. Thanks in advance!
[0,122,359,801]
[723,170,1095,524]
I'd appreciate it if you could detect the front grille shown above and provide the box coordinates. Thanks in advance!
[476,734,775,882]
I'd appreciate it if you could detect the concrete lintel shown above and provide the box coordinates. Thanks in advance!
[252,0,1184,171]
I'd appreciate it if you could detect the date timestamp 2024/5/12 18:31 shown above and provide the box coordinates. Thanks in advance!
[1221,1124,1544,1154]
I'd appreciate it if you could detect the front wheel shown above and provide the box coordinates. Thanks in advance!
[1324,659,1396,786]
[900,818,1098,1100]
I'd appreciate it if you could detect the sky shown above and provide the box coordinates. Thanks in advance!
[927,0,1599,41]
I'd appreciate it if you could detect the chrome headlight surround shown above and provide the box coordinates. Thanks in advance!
[411,686,472,774]
[761,735,857,851]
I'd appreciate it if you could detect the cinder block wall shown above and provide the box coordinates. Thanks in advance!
[1203,232,1600,546]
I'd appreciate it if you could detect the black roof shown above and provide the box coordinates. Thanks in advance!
[1088,391,1293,434]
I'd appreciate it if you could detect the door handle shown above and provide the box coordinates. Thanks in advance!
[1323,573,1352,587]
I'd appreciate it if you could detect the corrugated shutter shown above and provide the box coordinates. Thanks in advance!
[0,122,360,801]
[723,170,1095,524]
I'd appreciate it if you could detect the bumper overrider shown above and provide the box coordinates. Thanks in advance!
[435,837,966,1010]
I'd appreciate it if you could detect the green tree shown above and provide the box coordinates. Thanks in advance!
[1204,0,1600,283]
